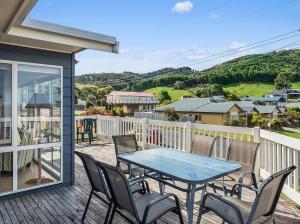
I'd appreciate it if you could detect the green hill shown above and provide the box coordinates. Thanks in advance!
[131,49,300,91]
[75,67,192,90]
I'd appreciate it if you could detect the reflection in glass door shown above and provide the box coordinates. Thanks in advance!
[0,63,13,194]
[0,61,63,196]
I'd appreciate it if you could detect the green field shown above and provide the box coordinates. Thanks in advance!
[145,87,190,101]
[145,82,300,100]
[276,130,300,139]
[223,82,300,98]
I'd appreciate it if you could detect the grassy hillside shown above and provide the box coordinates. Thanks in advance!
[145,87,190,101]
[223,82,300,97]
[131,49,300,91]
[145,82,300,101]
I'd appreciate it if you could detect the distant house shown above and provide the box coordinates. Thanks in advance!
[154,97,284,125]
[154,98,243,125]
[106,91,159,114]
[266,89,300,100]
[240,96,285,106]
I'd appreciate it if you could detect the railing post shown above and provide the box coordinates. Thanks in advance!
[254,126,261,179]
[114,116,120,135]
[96,115,101,138]
[142,118,148,150]
[254,126,260,143]
[185,121,192,153]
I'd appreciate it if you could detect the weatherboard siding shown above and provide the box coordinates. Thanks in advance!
[0,44,75,199]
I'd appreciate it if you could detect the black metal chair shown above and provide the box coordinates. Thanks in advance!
[100,162,184,224]
[112,135,144,178]
[197,166,296,224]
[211,140,260,197]
[75,151,147,223]
[191,134,217,157]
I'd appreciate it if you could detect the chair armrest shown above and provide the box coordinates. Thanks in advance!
[129,179,150,193]
[231,183,258,197]
[238,172,258,189]
[201,193,245,223]
[142,193,181,223]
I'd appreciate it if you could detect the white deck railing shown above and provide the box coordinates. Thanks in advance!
[75,115,300,205]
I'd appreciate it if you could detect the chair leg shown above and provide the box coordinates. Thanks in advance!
[104,201,113,224]
[82,190,93,223]
[82,133,84,143]
[177,208,184,224]
[77,133,79,143]
[108,204,117,224]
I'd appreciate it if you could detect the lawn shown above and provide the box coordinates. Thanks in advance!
[145,82,300,101]
[276,130,300,139]
[145,87,190,101]
[223,82,300,98]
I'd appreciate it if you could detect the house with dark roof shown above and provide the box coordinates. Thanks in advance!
[154,98,243,125]
[240,96,285,106]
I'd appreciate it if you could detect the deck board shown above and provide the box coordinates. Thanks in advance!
[0,141,299,223]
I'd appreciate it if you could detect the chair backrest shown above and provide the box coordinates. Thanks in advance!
[75,151,110,198]
[100,162,137,217]
[249,166,296,223]
[226,140,260,173]
[191,134,217,157]
[82,118,95,132]
[112,135,138,155]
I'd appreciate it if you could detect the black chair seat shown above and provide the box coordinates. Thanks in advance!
[205,195,252,224]
[135,192,177,224]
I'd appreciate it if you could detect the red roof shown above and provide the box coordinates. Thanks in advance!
[107,91,155,97]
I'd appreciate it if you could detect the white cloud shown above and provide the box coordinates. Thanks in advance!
[120,48,130,54]
[75,41,256,75]
[209,11,219,19]
[171,1,193,13]
[228,41,246,50]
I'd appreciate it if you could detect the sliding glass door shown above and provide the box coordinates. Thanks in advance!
[0,63,13,194]
[0,61,63,196]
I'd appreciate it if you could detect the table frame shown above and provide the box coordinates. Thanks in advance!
[117,149,241,224]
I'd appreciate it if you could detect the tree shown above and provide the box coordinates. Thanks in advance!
[274,72,292,90]
[225,91,240,101]
[192,84,225,97]
[251,112,268,129]
[75,86,81,104]
[86,94,97,108]
[174,81,185,89]
[158,90,171,103]
[164,108,179,121]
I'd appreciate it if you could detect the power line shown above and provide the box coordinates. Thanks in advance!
[160,38,300,89]
[106,29,300,85]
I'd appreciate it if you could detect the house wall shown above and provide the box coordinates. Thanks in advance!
[200,113,226,125]
[0,44,75,199]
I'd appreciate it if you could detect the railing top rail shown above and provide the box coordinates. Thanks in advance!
[75,115,98,120]
[191,123,254,135]
[260,129,300,151]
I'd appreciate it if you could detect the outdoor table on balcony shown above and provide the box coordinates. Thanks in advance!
[117,148,241,224]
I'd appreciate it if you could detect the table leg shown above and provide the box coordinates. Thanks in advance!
[186,184,196,224]
[197,184,207,224]
[158,174,165,195]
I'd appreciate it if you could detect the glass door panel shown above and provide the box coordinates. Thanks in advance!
[0,63,12,147]
[17,147,61,190]
[17,64,61,146]
[0,63,13,194]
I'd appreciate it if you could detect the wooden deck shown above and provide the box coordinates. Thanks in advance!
[0,141,299,224]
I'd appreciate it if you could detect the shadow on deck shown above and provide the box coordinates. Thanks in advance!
[0,141,299,224]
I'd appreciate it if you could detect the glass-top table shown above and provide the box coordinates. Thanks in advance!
[117,148,241,224]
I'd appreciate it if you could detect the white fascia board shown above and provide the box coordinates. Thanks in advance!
[8,25,119,53]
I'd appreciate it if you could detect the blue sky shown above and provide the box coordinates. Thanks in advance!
[29,0,300,75]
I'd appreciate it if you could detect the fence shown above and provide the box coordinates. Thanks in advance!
[75,115,300,204]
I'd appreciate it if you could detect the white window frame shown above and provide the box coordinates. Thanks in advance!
[0,59,63,197]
